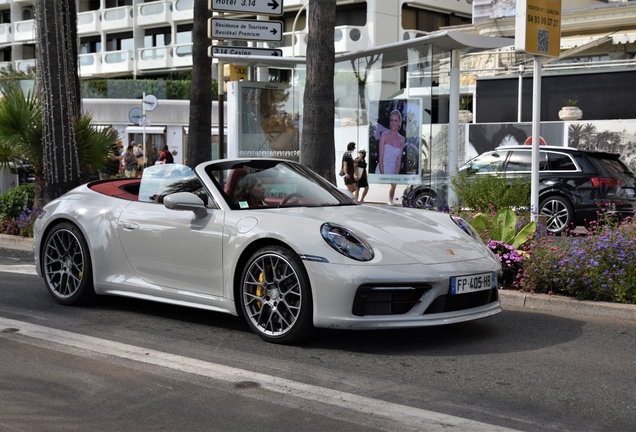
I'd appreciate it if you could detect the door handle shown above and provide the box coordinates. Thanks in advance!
[121,222,139,231]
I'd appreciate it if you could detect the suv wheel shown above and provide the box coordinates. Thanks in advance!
[540,196,574,234]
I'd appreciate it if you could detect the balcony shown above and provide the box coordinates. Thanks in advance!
[15,59,35,73]
[334,26,367,53]
[137,1,171,27]
[173,0,193,22]
[138,47,169,70]
[13,20,34,42]
[173,43,193,68]
[103,6,134,31]
[79,53,99,76]
[78,10,101,34]
[102,50,134,74]
[280,25,368,57]
[0,23,11,44]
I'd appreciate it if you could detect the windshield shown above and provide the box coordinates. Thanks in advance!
[205,159,356,209]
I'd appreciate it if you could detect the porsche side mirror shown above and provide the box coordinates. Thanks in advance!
[163,192,208,219]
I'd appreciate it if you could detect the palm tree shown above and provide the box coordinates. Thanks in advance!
[0,84,118,207]
[34,0,83,203]
[185,0,212,168]
[301,0,336,181]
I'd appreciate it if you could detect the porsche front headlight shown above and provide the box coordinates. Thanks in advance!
[320,223,374,262]
[450,215,481,242]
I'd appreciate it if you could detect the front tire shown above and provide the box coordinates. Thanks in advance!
[540,196,574,234]
[412,191,436,209]
[42,222,95,305]
[240,245,314,344]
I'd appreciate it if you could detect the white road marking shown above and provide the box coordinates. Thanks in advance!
[0,317,519,432]
[0,264,37,275]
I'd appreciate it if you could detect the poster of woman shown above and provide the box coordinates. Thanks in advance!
[368,99,421,185]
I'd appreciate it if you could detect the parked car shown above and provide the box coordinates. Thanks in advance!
[402,146,636,234]
[33,159,502,344]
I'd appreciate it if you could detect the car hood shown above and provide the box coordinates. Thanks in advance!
[276,204,491,265]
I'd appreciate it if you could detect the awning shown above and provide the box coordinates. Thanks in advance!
[182,127,221,135]
[125,126,166,134]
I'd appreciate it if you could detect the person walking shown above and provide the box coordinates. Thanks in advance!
[354,149,369,203]
[123,144,137,178]
[342,142,357,193]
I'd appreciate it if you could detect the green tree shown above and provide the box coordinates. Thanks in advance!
[34,0,83,203]
[300,0,336,182]
[0,83,118,207]
[186,0,212,168]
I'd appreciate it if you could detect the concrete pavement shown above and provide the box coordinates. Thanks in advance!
[1,233,634,322]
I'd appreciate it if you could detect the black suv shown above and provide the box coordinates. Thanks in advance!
[402,146,636,234]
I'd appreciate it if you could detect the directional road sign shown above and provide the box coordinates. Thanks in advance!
[209,18,283,42]
[211,46,282,57]
[209,0,283,16]
[128,108,143,125]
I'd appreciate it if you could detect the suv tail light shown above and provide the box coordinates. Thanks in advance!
[591,177,620,188]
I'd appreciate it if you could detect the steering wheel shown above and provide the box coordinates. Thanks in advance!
[280,193,304,206]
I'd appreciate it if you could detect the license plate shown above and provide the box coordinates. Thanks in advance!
[450,272,495,295]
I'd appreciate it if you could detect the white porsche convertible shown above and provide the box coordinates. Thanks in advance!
[33,159,502,343]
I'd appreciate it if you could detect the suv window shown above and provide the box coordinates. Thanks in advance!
[547,152,577,171]
[506,150,547,172]
[463,150,509,173]
[587,154,633,176]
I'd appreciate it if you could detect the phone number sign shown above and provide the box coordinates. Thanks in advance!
[515,0,562,57]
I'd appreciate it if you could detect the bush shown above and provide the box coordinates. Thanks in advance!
[519,215,636,304]
[451,171,531,213]
[0,184,35,221]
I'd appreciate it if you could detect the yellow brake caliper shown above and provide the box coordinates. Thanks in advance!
[256,272,265,309]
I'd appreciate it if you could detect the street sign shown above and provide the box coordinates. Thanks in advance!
[209,0,283,16]
[209,18,283,42]
[211,46,282,57]
[128,108,143,125]
[142,94,158,112]
[515,0,561,57]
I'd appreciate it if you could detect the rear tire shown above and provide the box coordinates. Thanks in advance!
[539,196,574,234]
[42,222,95,305]
[239,245,314,344]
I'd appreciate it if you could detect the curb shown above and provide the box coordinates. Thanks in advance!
[0,234,34,252]
[1,234,634,322]
[499,290,636,322]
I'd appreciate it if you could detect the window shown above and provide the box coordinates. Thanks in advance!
[506,151,547,172]
[137,164,207,205]
[548,152,577,171]
[402,5,470,33]
[463,151,509,174]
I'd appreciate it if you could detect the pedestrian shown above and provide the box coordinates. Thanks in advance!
[158,145,174,164]
[354,149,369,203]
[342,142,357,193]
[123,144,137,178]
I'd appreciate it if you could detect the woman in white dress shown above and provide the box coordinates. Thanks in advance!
[378,110,405,204]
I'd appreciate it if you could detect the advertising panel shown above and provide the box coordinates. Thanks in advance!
[368,99,421,184]
[231,81,300,161]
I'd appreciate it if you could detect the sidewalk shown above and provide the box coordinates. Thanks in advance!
[0,234,34,252]
[1,233,634,322]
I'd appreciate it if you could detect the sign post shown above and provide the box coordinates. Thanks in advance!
[208,0,285,159]
[515,0,562,222]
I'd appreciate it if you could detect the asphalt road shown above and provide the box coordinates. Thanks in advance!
[1,248,635,431]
